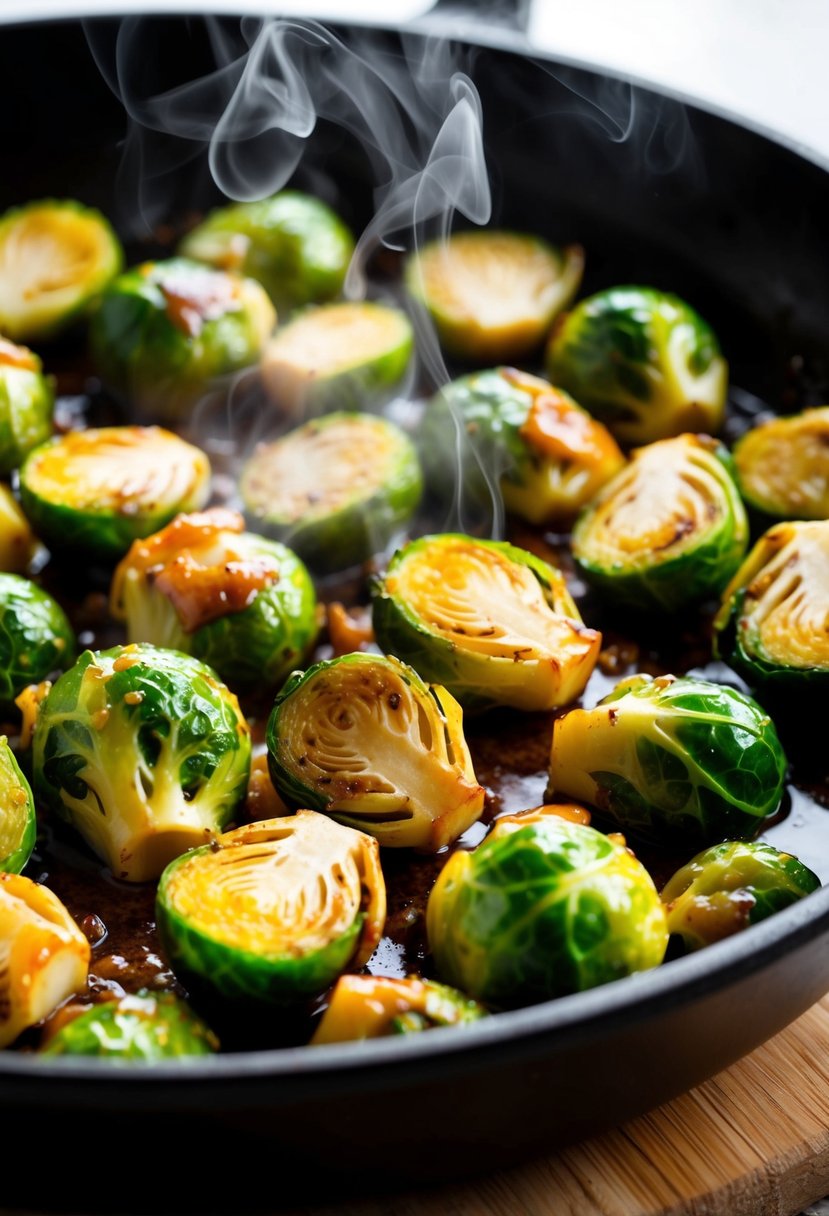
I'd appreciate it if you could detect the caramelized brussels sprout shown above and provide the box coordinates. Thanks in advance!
[0,338,53,474]
[733,407,829,521]
[90,257,275,420]
[372,533,601,712]
[0,737,35,874]
[0,873,90,1048]
[156,812,385,1004]
[0,574,75,711]
[311,975,486,1044]
[406,231,584,361]
[572,433,748,613]
[19,426,211,561]
[0,199,123,341]
[0,484,37,573]
[240,412,422,573]
[41,990,219,1059]
[550,674,787,846]
[180,190,354,314]
[111,508,318,692]
[661,840,820,952]
[547,286,727,445]
[267,652,485,850]
[427,808,667,1006]
[33,643,251,883]
[260,300,413,416]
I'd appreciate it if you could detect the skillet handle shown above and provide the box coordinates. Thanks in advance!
[421,0,531,36]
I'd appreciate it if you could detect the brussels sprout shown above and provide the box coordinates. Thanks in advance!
[240,412,422,573]
[426,808,667,1007]
[267,652,485,850]
[406,231,584,362]
[0,199,123,341]
[32,643,251,883]
[110,508,318,692]
[41,989,219,1059]
[0,737,35,874]
[572,433,748,613]
[311,974,486,1044]
[180,190,354,314]
[19,425,211,561]
[0,337,53,474]
[90,257,275,420]
[372,533,601,712]
[260,300,413,416]
[733,407,829,521]
[0,483,37,574]
[550,673,787,846]
[0,574,75,712]
[0,873,90,1048]
[546,286,727,445]
[156,812,386,1005]
[661,840,821,952]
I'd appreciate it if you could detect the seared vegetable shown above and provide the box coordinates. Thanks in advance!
[267,652,484,850]
[260,300,413,416]
[0,873,90,1048]
[90,257,275,419]
[546,286,727,445]
[156,812,385,1004]
[0,338,53,473]
[572,433,748,613]
[733,407,829,521]
[0,484,37,573]
[550,673,787,846]
[33,643,251,883]
[311,975,486,1043]
[19,426,211,561]
[240,412,422,572]
[427,808,667,1007]
[0,199,123,342]
[0,737,35,874]
[406,231,584,361]
[372,533,601,712]
[180,190,354,314]
[0,573,75,711]
[661,840,820,952]
[111,508,318,692]
[42,989,219,1059]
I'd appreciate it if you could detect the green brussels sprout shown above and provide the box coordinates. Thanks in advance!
[550,673,787,847]
[372,533,601,712]
[156,812,386,1005]
[311,974,486,1044]
[266,652,485,850]
[733,407,829,521]
[406,231,584,361]
[41,989,219,1059]
[661,840,821,952]
[0,574,75,712]
[110,507,318,692]
[260,300,413,416]
[426,808,668,1007]
[0,337,53,474]
[0,737,36,874]
[19,425,211,561]
[90,257,276,420]
[0,484,37,574]
[240,412,423,573]
[546,286,728,445]
[179,190,354,314]
[0,199,123,342]
[572,433,748,613]
[32,643,251,883]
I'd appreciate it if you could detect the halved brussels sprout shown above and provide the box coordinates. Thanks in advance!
[572,433,748,613]
[33,643,251,883]
[156,812,385,1004]
[372,533,601,712]
[0,338,54,474]
[90,257,276,420]
[0,199,123,341]
[661,840,820,952]
[266,652,485,850]
[260,300,413,416]
[110,507,318,692]
[240,412,423,573]
[0,737,35,874]
[0,484,37,574]
[0,574,75,712]
[41,989,219,1059]
[19,426,211,561]
[311,975,486,1044]
[733,407,829,521]
[406,231,584,362]
[550,673,787,846]
[0,873,90,1048]
[427,808,667,1007]
[546,286,727,445]
[180,190,354,314]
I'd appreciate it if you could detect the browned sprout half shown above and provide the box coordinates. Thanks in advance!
[733,406,829,520]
